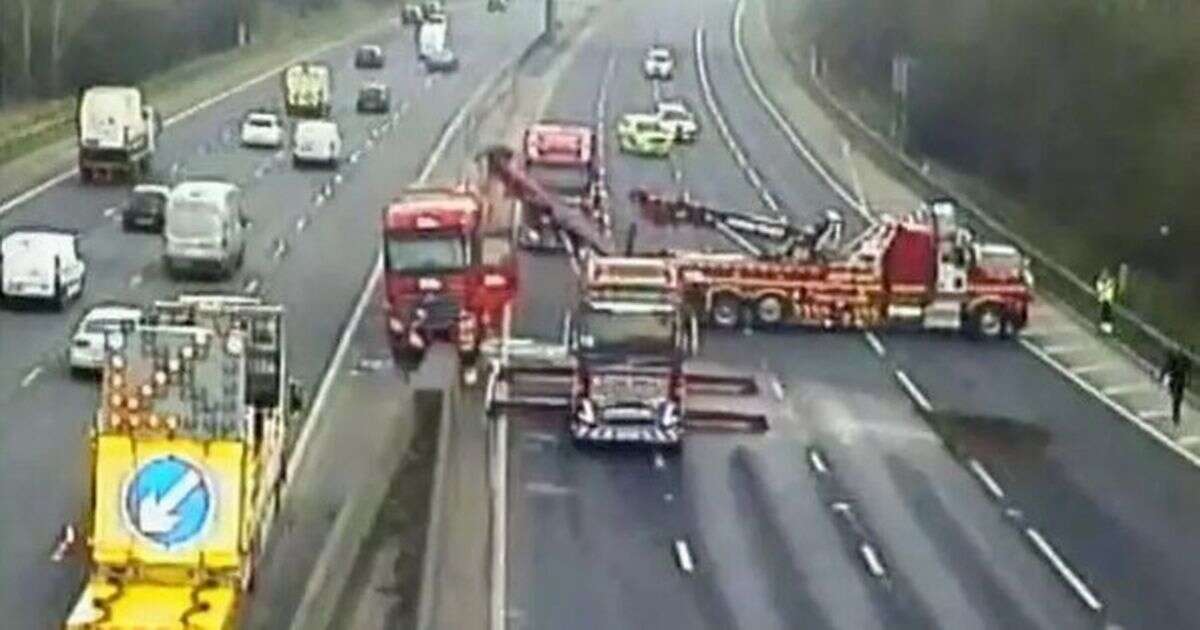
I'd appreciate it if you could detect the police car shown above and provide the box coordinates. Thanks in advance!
[616,113,675,157]
[0,229,87,308]
[68,303,141,374]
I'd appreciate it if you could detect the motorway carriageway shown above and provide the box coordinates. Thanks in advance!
[0,1,540,627]
[499,0,1200,628]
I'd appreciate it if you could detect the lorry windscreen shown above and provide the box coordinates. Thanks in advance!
[578,309,675,356]
[385,234,467,273]
[528,162,590,195]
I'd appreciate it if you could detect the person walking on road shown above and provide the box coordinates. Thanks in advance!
[1094,268,1117,335]
[1160,348,1193,428]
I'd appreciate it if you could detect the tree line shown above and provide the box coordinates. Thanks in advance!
[798,0,1200,317]
[0,0,385,106]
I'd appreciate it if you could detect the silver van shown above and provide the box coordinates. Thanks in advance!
[163,180,247,278]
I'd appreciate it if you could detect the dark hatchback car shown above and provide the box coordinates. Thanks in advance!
[122,184,170,232]
[357,83,392,113]
[354,45,385,69]
[424,48,459,73]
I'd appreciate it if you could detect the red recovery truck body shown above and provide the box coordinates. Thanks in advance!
[636,192,1032,338]
[519,122,608,249]
[382,187,517,363]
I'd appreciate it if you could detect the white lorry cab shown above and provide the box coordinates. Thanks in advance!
[76,86,160,182]
[418,20,448,60]
[163,180,248,279]
[292,120,343,167]
[0,229,87,308]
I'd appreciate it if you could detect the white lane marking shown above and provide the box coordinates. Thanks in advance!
[1041,343,1090,355]
[243,279,260,295]
[968,459,1006,501]
[490,412,510,630]
[424,76,434,90]
[296,216,309,231]
[673,539,696,573]
[1100,382,1155,396]
[841,137,868,210]
[1021,338,1200,468]
[284,56,493,502]
[1022,325,1077,337]
[768,376,787,400]
[1178,435,1200,447]
[729,0,868,219]
[1071,362,1119,375]
[894,369,932,413]
[1,23,388,217]
[1137,409,1170,421]
[863,331,886,357]
[102,205,120,218]
[333,173,344,185]
[653,452,666,469]
[129,273,143,288]
[20,366,43,388]
[807,448,828,475]
[1024,527,1104,612]
[272,239,287,259]
[695,27,781,216]
[859,543,887,578]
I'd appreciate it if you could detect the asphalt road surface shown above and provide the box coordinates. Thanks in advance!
[6,0,1200,628]
[0,1,540,627]
[501,0,1200,628]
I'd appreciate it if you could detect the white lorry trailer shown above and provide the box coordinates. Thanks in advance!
[76,86,160,183]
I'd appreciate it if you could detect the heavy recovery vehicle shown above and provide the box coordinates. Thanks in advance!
[66,294,302,629]
[631,189,1033,338]
[478,148,768,448]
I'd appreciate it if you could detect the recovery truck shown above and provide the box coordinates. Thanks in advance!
[518,122,609,250]
[632,189,1033,339]
[381,184,518,369]
[66,294,301,629]
[281,62,333,119]
[478,148,767,448]
[76,86,161,183]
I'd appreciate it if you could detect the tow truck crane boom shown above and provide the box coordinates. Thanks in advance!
[629,188,843,260]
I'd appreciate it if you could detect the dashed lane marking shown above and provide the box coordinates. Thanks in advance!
[770,378,784,401]
[1041,343,1091,355]
[807,448,829,475]
[1072,362,1119,375]
[673,540,696,573]
[129,273,143,288]
[20,366,43,388]
[653,452,666,469]
[102,205,121,218]
[863,331,886,357]
[1101,382,1156,396]
[968,459,1006,501]
[1024,527,1104,612]
[894,370,933,413]
[858,543,887,578]
[1138,409,1170,421]
[243,278,260,295]
[1178,435,1200,447]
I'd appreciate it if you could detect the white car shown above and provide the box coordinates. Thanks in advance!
[68,303,141,373]
[643,46,674,80]
[0,230,87,308]
[655,100,699,142]
[240,111,285,148]
[292,120,342,167]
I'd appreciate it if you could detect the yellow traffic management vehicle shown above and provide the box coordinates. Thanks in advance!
[66,294,301,629]
[616,113,675,157]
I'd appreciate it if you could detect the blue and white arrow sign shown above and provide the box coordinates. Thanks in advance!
[124,455,214,549]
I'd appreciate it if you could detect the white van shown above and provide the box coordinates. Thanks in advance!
[0,229,87,308]
[292,120,342,167]
[163,180,248,278]
[418,20,447,60]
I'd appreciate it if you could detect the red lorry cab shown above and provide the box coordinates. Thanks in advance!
[382,189,515,358]
[523,123,596,198]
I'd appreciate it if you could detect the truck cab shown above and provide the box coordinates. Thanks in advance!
[281,62,333,119]
[382,189,515,363]
[568,257,691,448]
[519,122,605,249]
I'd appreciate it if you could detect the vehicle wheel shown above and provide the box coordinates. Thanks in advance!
[80,167,92,184]
[710,293,743,329]
[970,304,1006,340]
[753,294,788,328]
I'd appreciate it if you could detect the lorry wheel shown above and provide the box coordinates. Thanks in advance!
[753,295,787,328]
[970,305,1006,340]
[710,293,742,329]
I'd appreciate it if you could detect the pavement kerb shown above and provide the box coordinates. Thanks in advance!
[736,0,1199,445]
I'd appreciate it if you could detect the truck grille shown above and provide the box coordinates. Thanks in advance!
[420,295,462,329]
